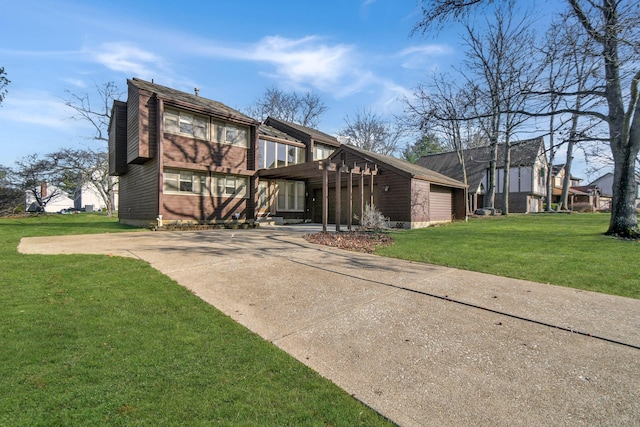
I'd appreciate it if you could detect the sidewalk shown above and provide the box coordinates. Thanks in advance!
[19,228,640,426]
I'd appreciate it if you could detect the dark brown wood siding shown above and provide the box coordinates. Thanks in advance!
[376,172,412,223]
[161,193,249,222]
[163,133,249,170]
[452,187,467,220]
[118,159,159,221]
[430,184,453,222]
[126,86,155,164]
[108,100,128,176]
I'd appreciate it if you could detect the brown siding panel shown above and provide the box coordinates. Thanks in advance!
[108,100,128,176]
[430,185,453,222]
[127,86,155,165]
[163,134,249,170]
[161,194,249,222]
[118,159,159,221]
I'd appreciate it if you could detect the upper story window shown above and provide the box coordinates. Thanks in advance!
[213,121,249,148]
[258,139,306,169]
[314,143,335,160]
[164,108,208,139]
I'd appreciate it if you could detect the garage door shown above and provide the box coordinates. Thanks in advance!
[430,185,453,222]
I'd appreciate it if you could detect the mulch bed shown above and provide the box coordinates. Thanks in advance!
[303,231,394,253]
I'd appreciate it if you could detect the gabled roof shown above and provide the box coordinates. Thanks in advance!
[264,117,340,146]
[417,137,545,191]
[333,145,467,189]
[128,78,258,125]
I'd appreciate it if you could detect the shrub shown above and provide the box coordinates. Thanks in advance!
[357,204,389,230]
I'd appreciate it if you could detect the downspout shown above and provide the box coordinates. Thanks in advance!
[157,98,164,227]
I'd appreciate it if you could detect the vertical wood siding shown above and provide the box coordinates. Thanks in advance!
[108,100,128,176]
[118,159,159,221]
[430,185,453,222]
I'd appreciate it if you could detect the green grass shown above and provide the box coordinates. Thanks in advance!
[0,214,392,426]
[376,213,640,299]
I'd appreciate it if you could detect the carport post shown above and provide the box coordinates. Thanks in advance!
[348,166,354,231]
[322,163,328,232]
[335,165,341,232]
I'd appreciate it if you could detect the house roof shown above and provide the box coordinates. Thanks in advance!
[128,78,258,125]
[416,137,545,192]
[335,145,467,189]
[264,117,340,146]
[258,124,303,144]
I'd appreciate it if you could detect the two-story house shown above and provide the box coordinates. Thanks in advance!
[417,138,548,213]
[109,78,468,228]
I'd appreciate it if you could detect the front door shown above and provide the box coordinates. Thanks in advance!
[257,180,276,217]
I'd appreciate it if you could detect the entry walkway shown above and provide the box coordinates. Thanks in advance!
[19,228,640,426]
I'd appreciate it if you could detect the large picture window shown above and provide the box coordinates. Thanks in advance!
[164,108,207,139]
[163,169,206,195]
[258,139,306,169]
[276,180,305,212]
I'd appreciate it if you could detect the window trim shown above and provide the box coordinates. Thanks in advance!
[163,169,207,196]
[276,180,305,212]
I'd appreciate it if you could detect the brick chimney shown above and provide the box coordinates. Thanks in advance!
[41,181,47,197]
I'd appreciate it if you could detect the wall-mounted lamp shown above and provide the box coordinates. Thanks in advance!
[384,185,390,192]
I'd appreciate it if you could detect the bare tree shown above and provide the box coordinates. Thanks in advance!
[0,165,22,215]
[246,86,328,128]
[405,75,475,187]
[0,67,9,107]
[62,81,123,216]
[52,148,117,215]
[460,1,539,214]
[11,154,66,212]
[339,109,404,155]
[414,0,640,237]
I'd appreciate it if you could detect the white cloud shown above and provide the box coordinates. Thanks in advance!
[397,44,453,69]
[0,91,91,132]
[89,42,165,78]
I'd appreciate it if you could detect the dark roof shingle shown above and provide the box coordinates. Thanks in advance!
[129,78,258,124]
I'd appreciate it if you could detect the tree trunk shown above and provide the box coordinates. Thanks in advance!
[559,123,577,210]
[502,140,511,215]
[607,143,640,236]
[486,141,497,209]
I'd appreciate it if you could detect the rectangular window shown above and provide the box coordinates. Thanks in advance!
[212,175,249,199]
[276,180,305,211]
[164,108,208,140]
[258,139,306,170]
[163,169,206,195]
[214,122,249,148]
[314,143,335,160]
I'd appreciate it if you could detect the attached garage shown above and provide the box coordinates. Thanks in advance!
[429,185,454,223]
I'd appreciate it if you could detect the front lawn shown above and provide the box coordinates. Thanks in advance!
[376,213,640,299]
[0,214,392,426]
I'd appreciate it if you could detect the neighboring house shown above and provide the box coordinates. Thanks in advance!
[109,78,467,228]
[25,182,73,213]
[417,137,548,213]
[73,182,119,212]
[589,172,640,210]
[551,164,600,211]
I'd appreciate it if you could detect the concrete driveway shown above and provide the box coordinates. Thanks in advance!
[19,226,640,426]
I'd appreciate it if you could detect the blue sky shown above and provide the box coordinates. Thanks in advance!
[0,0,589,177]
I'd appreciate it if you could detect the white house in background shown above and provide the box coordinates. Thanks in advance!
[25,183,74,213]
[589,172,640,210]
[73,182,118,212]
[26,182,117,213]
